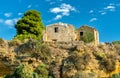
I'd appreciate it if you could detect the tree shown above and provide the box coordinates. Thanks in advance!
[15,10,44,40]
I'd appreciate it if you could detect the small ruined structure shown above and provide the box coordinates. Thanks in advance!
[43,22,76,42]
[76,25,99,45]
[43,22,99,45]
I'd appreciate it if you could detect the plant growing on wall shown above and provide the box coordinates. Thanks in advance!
[81,31,94,43]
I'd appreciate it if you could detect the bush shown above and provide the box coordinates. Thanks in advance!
[73,71,89,78]
[11,63,34,78]
[63,52,91,72]
[14,34,40,41]
[112,41,120,44]
[34,62,51,78]
[99,58,116,73]
[112,73,120,78]
[8,39,21,47]
[80,31,94,43]
[31,42,51,63]
[73,71,95,78]
[94,52,106,60]
[0,38,4,44]
[113,44,120,56]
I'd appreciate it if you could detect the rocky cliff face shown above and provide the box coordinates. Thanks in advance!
[0,39,120,78]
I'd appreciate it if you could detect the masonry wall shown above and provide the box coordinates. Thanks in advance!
[43,23,76,42]
[43,23,99,46]
[77,26,99,45]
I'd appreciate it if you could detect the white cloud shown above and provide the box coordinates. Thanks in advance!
[89,18,97,22]
[50,3,76,14]
[89,10,94,13]
[18,12,23,16]
[1,18,20,26]
[28,5,32,8]
[54,15,62,20]
[0,17,20,27]
[99,3,117,15]
[104,5,116,11]
[101,12,106,15]
[4,13,12,17]
[5,20,14,26]
[50,3,77,20]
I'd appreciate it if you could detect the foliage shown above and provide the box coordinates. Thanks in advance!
[80,31,94,43]
[34,62,50,78]
[0,38,4,44]
[16,39,51,63]
[63,51,91,71]
[99,57,116,73]
[94,51,106,60]
[11,63,34,78]
[112,73,120,78]
[8,39,21,47]
[113,44,120,56]
[15,10,44,41]
[31,41,51,63]
[73,71,95,78]
[112,41,120,44]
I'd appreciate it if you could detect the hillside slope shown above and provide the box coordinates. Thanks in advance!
[0,39,120,78]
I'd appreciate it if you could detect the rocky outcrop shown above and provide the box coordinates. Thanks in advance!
[0,39,119,78]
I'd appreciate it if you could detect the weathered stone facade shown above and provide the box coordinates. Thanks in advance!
[76,25,99,45]
[43,22,76,42]
[43,22,99,45]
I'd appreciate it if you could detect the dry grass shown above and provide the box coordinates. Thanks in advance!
[0,61,12,77]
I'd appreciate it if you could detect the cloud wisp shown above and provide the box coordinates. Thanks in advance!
[99,3,119,15]
[89,18,97,22]
[50,3,77,20]
[0,18,20,27]
[4,13,12,17]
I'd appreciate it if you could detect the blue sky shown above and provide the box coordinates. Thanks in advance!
[0,0,120,42]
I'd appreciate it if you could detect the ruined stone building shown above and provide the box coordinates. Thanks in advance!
[43,22,76,42]
[76,25,99,45]
[43,22,99,45]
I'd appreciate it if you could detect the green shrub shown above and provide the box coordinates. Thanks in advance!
[14,34,40,41]
[73,71,95,78]
[35,62,50,78]
[0,38,4,44]
[80,31,94,43]
[11,63,34,78]
[112,41,120,44]
[94,52,106,60]
[113,44,120,56]
[63,52,90,71]
[112,73,120,78]
[31,42,51,63]
[8,39,21,47]
[99,58,116,73]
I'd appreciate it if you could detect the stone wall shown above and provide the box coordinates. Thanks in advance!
[77,26,99,45]
[43,22,76,42]
[43,23,99,46]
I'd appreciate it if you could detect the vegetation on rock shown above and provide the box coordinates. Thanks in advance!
[0,39,119,78]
